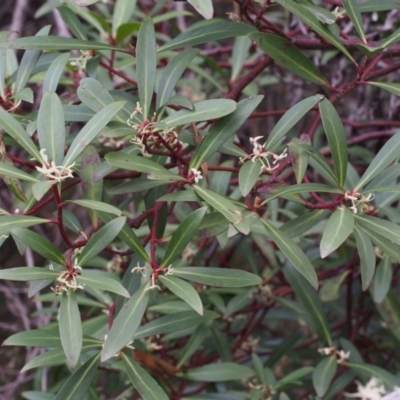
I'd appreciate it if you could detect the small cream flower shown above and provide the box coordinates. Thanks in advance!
[145,273,161,291]
[35,149,75,183]
[345,377,387,399]
[191,168,203,184]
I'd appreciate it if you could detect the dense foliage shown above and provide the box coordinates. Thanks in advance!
[1,0,400,399]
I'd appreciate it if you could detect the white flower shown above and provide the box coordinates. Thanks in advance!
[35,149,75,183]
[191,168,203,184]
[345,377,387,400]
[145,273,161,291]
[336,349,350,364]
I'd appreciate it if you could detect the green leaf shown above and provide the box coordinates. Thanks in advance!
[0,161,39,182]
[53,353,101,400]
[15,26,50,93]
[342,0,366,44]
[78,216,126,266]
[105,152,184,180]
[273,367,313,391]
[38,92,65,165]
[288,136,311,184]
[31,181,53,201]
[0,266,59,281]
[77,270,130,298]
[133,310,218,339]
[376,290,400,343]
[368,81,400,97]
[372,256,392,303]
[380,25,400,48]
[355,131,400,190]
[262,219,318,289]
[239,160,261,197]
[3,327,61,348]
[354,214,400,246]
[275,0,355,62]
[161,207,206,267]
[190,95,263,170]
[231,36,252,82]
[172,266,262,287]
[249,33,328,85]
[68,199,122,216]
[187,0,213,19]
[158,21,256,53]
[284,266,332,344]
[346,362,398,390]
[0,107,42,161]
[11,228,66,266]
[62,101,126,167]
[192,185,251,234]
[181,362,254,382]
[59,290,82,368]
[265,95,323,150]
[162,99,236,128]
[112,0,137,34]
[1,36,123,52]
[159,276,203,315]
[0,216,47,236]
[101,282,150,361]
[43,52,70,93]
[320,207,354,259]
[57,6,87,40]
[353,224,376,291]
[156,49,199,109]
[261,183,342,205]
[136,17,156,120]
[122,353,169,400]
[281,209,329,238]
[319,98,348,188]
[313,357,337,397]
[358,0,400,12]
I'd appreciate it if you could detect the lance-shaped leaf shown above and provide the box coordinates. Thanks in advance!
[368,81,400,97]
[3,327,62,348]
[59,290,82,368]
[0,107,42,161]
[57,6,87,40]
[181,362,254,382]
[239,159,261,197]
[353,224,376,291]
[159,276,203,315]
[156,49,200,109]
[43,52,70,93]
[346,362,398,390]
[273,367,313,391]
[313,357,338,397]
[53,353,101,400]
[158,21,256,52]
[101,282,150,361]
[0,267,59,281]
[77,270,130,298]
[354,214,400,246]
[262,219,318,289]
[78,216,126,266]
[172,266,262,287]
[38,92,65,166]
[68,199,122,217]
[63,101,125,167]
[284,265,332,343]
[249,33,328,85]
[0,216,47,236]
[136,17,156,121]
[190,95,263,170]
[372,256,392,304]
[98,211,150,262]
[105,152,184,180]
[161,207,206,267]
[162,99,236,128]
[265,95,323,150]
[281,209,329,238]
[11,228,66,266]
[231,36,252,82]
[275,0,355,62]
[133,310,217,339]
[288,135,311,184]
[188,0,213,19]
[0,36,123,52]
[319,98,348,188]
[193,185,249,234]
[376,290,400,343]
[112,0,137,34]
[0,161,39,182]
[354,130,400,190]
[122,353,169,400]
[320,207,354,259]
[342,0,366,44]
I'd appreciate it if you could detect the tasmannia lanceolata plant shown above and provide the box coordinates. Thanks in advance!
[1,0,400,399]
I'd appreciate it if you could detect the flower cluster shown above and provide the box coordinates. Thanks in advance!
[35,149,75,183]
[127,103,180,158]
[240,136,287,173]
[318,346,350,364]
[345,377,400,400]
[51,263,85,295]
[70,50,94,72]
[344,191,375,214]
